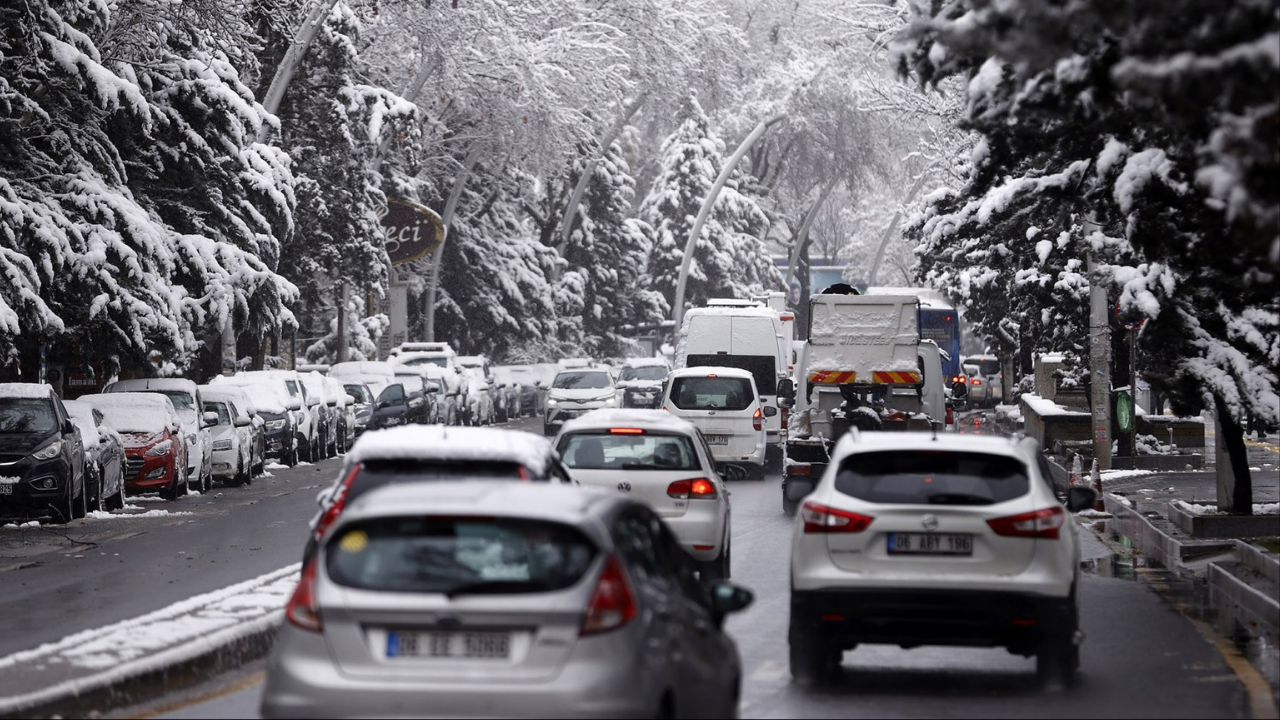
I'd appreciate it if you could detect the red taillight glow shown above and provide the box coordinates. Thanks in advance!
[946,406,955,425]
[987,506,1065,539]
[581,555,636,636]
[706,374,718,379]
[788,464,812,476]
[285,560,322,633]
[753,407,763,431]
[314,464,361,541]
[609,428,645,435]
[780,314,795,322]
[800,501,873,533]
[667,478,717,499]
[971,378,982,385]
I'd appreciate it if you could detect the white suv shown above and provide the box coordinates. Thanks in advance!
[788,431,1097,686]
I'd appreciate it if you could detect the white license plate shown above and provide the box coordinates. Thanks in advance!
[386,631,511,660]
[0,484,12,495]
[887,533,973,555]
[706,435,730,445]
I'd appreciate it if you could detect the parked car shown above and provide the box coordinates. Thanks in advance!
[212,373,300,467]
[457,355,506,422]
[64,399,125,511]
[80,392,188,501]
[389,341,456,359]
[303,425,576,563]
[543,367,617,436]
[459,366,495,426]
[263,482,754,719]
[322,376,356,453]
[300,372,337,459]
[787,431,1097,685]
[392,354,466,423]
[494,365,544,417]
[391,369,435,426]
[555,409,743,580]
[234,370,320,462]
[340,381,374,438]
[616,358,671,409]
[104,378,216,492]
[200,386,257,486]
[659,367,772,479]
[201,384,267,476]
[419,365,458,425]
[0,383,89,523]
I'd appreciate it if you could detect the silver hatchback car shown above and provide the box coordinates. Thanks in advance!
[262,481,754,719]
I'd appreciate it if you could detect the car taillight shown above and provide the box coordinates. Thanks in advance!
[667,478,717,499]
[946,406,955,424]
[285,560,322,632]
[800,501,873,533]
[314,464,361,540]
[884,410,907,422]
[971,378,982,385]
[788,463,812,476]
[581,555,636,636]
[987,506,1065,539]
[753,407,763,431]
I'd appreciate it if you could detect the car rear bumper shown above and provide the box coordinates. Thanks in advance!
[665,505,727,561]
[706,436,766,466]
[791,587,1073,652]
[261,626,659,719]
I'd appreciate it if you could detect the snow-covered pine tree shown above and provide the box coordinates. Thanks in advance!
[563,139,668,357]
[642,92,778,313]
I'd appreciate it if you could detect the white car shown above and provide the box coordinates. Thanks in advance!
[200,386,257,486]
[659,367,771,477]
[543,367,617,435]
[554,409,740,579]
[788,431,1097,686]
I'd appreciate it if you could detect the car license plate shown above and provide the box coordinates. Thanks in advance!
[386,631,511,660]
[887,533,973,555]
[706,435,729,445]
[0,484,12,495]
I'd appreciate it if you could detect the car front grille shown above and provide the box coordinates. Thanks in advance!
[124,457,145,480]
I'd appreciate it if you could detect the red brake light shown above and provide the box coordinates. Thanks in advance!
[609,428,645,435]
[884,410,907,422]
[581,555,636,636]
[800,501,873,533]
[315,464,361,540]
[780,314,795,321]
[788,464,812,476]
[987,506,1065,539]
[971,378,982,385]
[706,374,718,379]
[753,407,763,431]
[285,560,322,633]
[517,465,530,481]
[945,406,954,424]
[691,478,716,497]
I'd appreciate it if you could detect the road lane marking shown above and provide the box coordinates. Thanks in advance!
[126,670,265,720]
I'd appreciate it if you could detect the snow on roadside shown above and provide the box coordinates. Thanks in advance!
[1101,469,1157,481]
[86,508,192,520]
[1176,501,1280,516]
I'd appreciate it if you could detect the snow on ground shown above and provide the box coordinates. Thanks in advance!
[1176,501,1280,516]
[1,521,42,530]
[1107,493,1133,507]
[1101,469,1158,481]
[86,508,192,520]
[1077,509,1113,518]
[265,462,288,470]
[0,565,300,715]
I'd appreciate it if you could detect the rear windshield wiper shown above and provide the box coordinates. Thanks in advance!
[926,492,993,505]
[444,579,553,598]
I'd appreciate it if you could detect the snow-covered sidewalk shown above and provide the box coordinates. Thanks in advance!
[0,565,299,716]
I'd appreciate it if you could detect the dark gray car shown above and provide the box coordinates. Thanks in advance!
[264,481,753,719]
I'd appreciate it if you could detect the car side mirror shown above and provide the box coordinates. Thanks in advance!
[776,378,796,400]
[63,420,76,436]
[288,400,302,411]
[777,397,795,409]
[708,581,754,624]
[717,463,746,482]
[762,406,778,417]
[234,416,251,428]
[202,411,219,427]
[1066,486,1099,513]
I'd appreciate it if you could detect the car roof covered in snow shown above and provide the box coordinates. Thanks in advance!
[558,409,698,436]
[344,426,558,471]
[199,384,256,410]
[106,378,199,394]
[668,365,756,381]
[623,357,670,368]
[0,383,56,400]
[331,361,396,377]
[78,392,178,433]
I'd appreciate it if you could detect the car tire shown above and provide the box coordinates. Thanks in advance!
[789,619,839,685]
[49,479,76,524]
[71,472,88,519]
[783,496,798,516]
[766,446,784,474]
[200,465,212,494]
[1036,599,1080,687]
[105,478,125,511]
[87,464,102,513]
[701,542,731,582]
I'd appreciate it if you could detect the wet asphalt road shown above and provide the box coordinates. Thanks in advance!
[0,414,1261,719]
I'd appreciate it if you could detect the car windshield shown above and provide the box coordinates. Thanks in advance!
[559,432,699,471]
[619,366,667,382]
[326,516,596,596]
[158,391,195,416]
[552,371,611,389]
[203,402,230,425]
[403,357,448,368]
[344,384,373,404]
[0,398,57,433]
[835,451,1029,505]
[668,376,754,411]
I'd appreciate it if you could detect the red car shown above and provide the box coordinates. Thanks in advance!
[80,393,189,500]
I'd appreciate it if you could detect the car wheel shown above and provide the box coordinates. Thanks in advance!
[87,464,102,513]
[105,476,125,511]
[783,496,798,516]
[701,542,731,582]
[789,619,839,685]
[72,472,88,519]
[49,479,76,524]
[201,465,212,494]
[766,446,784,474]
[1036,599,1080,687]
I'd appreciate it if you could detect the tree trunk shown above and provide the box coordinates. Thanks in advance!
[1214,395,1253,515]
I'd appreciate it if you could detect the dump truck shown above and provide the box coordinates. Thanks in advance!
[779,292,939,514]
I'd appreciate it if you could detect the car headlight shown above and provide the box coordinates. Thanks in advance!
[547,398,559,407]
[212,439,233,451]
[266,419,286,430]
[146,440,174,457]
[31,440,63,460]
[604,397,617,406]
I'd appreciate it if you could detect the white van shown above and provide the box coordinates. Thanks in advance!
[659,367,772,477]
[676,306,788,470]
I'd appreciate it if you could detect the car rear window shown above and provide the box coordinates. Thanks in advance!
[669,376,754,411]
[346,460,539,505]
[559,432,700,471]
[834,451,1029,505]
[326,516,597,595]
[685,354,777,394]
[978,360,1001,376]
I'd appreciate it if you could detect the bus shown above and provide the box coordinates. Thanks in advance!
[864,287,962,378]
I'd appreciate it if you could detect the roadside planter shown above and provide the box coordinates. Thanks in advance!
[1169,500,1280,539]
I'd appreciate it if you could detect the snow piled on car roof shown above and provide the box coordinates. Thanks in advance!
[0,383,55,399]
[78,393,176,433]
[560,409,696,433]
[623,357,670,367]
[345,426,554,470]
